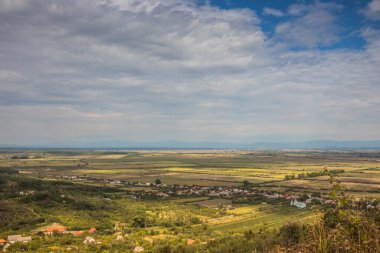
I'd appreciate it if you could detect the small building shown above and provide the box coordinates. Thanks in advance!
[134,246,144,252]
[89,227,97,233]
[68,231,83,236]
[187,239,195,246]
[116,235,124,241]
[0,239,6,246]
[324,199,335,205]
[290,200,306,209]
[46,225,66,234]
[16,236,32,243]
[7,235,32,244]
[156,192,169,198]
[83,236,95,244]
[7,235,22,244]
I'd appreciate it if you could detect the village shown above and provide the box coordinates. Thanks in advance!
[0,224,148,252]
[0,225,97,252]
[53,174,379,210]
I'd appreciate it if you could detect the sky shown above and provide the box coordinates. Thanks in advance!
[0,0,380,146]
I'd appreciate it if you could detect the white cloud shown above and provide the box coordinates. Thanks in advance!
[0,0,379,144]
[0,70,23,81]
[263,7,284,17]
[0,0,28,13]
[273,2,343,48]
[362,0,380,20]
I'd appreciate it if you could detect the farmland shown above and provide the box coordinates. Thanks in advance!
[1,149,380,252]
[3,149,380,194]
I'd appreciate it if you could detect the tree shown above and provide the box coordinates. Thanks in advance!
[285,175,295,180]
[297,173,306,179]
[132,217,146,228]
[279,222,307,247]
[243,180,251,188]
[298,194,309,202]
[155,178,162,185]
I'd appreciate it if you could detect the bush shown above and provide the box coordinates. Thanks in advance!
[289,173,380,252]
[72,200,96,210]
[279,222,307,246]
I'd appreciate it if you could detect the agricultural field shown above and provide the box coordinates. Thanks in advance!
[0,149,380,252]
[2,149,380,193]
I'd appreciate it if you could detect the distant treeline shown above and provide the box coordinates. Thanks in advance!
[0,168,19,174]
[284,169,345,180]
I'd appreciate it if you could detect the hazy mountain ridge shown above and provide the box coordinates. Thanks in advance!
[2,140,380,150]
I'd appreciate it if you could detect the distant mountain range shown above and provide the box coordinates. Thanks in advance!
[1,140,380,150]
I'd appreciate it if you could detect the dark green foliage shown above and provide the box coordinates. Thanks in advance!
[206,233,277,253]
[279,222,307,246]
[72,200,96,210]
[132,217,146,228]
[298,193,309,202]
[11,155,29,159]
[298,173,306,179]
[242,180,251,188]
[0,201,45,230]
[0,168,18,174]
[284,174,296,180]
[294,169,345,180]
[288,173,380,252]
[0,177,6,185]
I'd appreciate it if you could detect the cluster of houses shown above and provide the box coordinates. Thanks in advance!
[122,183,332,208]
[50,174,380,210]
[0,224,98,251]
[130,182,379,210]
[44,224,97,237]
[52,175,332,208]
[0,225,147,252]
[51,174,326,206]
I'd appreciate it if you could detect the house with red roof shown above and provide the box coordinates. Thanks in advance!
[187,239,195,246]
[69,231,83,236]
[46,225,66,235]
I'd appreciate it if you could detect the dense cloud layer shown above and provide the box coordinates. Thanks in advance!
[0,0,379,144]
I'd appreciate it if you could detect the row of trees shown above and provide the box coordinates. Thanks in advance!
[284,169,345,180]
